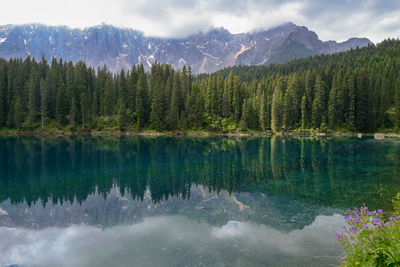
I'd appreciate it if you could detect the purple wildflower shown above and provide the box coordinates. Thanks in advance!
[378,209,383,213]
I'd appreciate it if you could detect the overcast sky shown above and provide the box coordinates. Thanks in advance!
[1,0,399,43]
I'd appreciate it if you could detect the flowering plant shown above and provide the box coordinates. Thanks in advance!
[334,203,400,266]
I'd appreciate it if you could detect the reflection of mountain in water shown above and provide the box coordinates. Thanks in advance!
[0,184,337,231]
[0,136,399,229]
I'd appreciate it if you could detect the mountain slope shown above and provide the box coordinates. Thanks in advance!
[0,23,372,73]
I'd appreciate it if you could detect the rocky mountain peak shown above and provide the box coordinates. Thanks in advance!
[0,22,372,73]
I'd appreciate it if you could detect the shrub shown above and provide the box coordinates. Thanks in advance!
[334,204,400,266]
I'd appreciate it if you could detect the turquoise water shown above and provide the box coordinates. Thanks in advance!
[0,136,400,266]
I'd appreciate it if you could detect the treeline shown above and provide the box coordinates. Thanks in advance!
[1,39,400,132]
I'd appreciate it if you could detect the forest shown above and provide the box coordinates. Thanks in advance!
[0,39,400,133]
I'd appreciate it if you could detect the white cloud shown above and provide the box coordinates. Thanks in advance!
[0,215,344,266]
[0,0,399,42]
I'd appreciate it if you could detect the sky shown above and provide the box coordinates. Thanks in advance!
[1,0,400,43]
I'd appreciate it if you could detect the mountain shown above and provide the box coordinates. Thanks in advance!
[0,22,372,74]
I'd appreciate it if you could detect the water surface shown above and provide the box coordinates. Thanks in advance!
[1,136,400,266]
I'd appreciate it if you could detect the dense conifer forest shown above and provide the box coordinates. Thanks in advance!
[0,39,400,133]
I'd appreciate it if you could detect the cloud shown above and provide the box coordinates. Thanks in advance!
[0,0,400,42]
[0,215,343,267]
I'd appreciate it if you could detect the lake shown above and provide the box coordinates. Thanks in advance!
[1,136,400,266]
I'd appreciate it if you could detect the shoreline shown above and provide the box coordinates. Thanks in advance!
[1,129,399,138]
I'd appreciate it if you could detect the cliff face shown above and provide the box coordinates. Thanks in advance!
[0,23,372,73]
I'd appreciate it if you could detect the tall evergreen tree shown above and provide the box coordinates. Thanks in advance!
[118,99,128,130]
[136,70,148,129]
[80,88,91,129]
[14,95,25,130]
[150,65,165,131]
[300,95,307,129]
[283,74,300,130]
[346,72,356,131]
[355,68,370,132]
[103,75,114,117]
[56,84,69,126]
[27,69,39,126]
[328,76,338,129]
[311,75,326,129]
[40,79,47,130]
[70,97,76,127]
[232,76,242,123]
[167,77,179,130]
[271,78,285,132]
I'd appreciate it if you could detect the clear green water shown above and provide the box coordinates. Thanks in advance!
[1,136,400,266]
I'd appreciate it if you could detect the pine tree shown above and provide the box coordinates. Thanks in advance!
[14,95,25,130]
[311,75,326,129]
[103,75,114,116]
[127,65,137,112]
[80,89,91,129]
[335,73,345,127]
[283,74,300,130]
[40,79,47,130]
[259,93,267,131]
[56,84,69,126]
[136,71,148,129]
[28,77,37,127]
[232,76,242,123]
[118,99,127,130]
[328,77,338,129]
[167,78,179,130]
[300,95,307,129]
[304,68,314,128]
[346,72,356,131]
[91,90,98,124]
[150,65,165,131]
[271,78,285,132]
[239,100,248,129]
[70,97,76,127]
[355,68,370,132]
[247,98,258,129]
[222,80,230,118]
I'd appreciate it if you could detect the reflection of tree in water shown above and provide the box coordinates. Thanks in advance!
[0,136,399,210]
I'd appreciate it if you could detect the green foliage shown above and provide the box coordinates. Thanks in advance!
[393,193,400,214]
[336,203,400,266]
[56,84,69,126]
[14,95,25,130]
[103,75,114,117]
